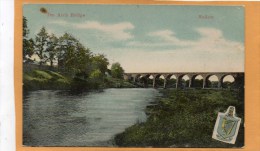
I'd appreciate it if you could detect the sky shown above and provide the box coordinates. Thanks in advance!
[23,4,244,73]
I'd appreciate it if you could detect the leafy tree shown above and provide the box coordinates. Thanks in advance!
[111,62,124,79]
[46,34,58,67]
[23,16,29,38]
[57,33,79,71]
[35,27,49,66]
[23,16,34,62]
[89,69,102,80]
[90,54,109,74]
[57,33,91,74]
[23,38,35,62]
[74,42,91,73]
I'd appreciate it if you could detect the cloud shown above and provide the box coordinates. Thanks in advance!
[49,20,135,41]
[74,21,134,40]
[49,20,70,26]
[128,27,244,53]
[115,28,244,72]
[45,20,244,72]
[193,27,244,53]
[147,29,195,46]
[127,30,192,47]
[148,30,180,43]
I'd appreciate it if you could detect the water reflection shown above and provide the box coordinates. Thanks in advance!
[23,88,160,146]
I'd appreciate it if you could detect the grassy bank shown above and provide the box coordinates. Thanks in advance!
[23,70,71,91]
[23,69,136,91]
[115,89,244,148]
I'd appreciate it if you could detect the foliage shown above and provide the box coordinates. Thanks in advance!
[23,16,29,38]
[111,62,124,79]
[90,54,109,74]
[104,77,136,88]
[23,70,71,91]
[46,34,58,67]
[34,27,49,66]
[89,69,102,80]
[23,16,127,91]
[23,38,35,62]
[58,33,78,71]
[115,89,244,148]
[23,16,34,62]
[192,79,203,88]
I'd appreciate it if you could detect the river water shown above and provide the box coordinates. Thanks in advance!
[23,88,160,146]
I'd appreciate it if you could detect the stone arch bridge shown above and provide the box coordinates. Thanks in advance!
[123,72,244,89]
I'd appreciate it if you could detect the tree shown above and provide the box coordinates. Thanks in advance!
[90,54,109,74]
[23,38,35,62]
[46,33,58,67]
[111,62,124,79]
[57,33,91,74]
[35,27,49,66]
[23,16,29,38]
[23,16,34,62]
[57,33,78,71]
[74,42,91,73]
[89,69,102,80]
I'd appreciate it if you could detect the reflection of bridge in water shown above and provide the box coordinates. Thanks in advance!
[124,72,244,89]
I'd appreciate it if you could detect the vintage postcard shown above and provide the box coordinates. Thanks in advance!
[12,1,260,151]
[22,4,244,147]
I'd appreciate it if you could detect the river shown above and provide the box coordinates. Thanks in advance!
[23,88,160,146]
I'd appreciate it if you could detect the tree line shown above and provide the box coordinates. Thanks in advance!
[23,16,124,80]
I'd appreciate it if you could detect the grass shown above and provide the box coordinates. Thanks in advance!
[114,89,244,148]
[23,70,136,91]
[23,70,71,91]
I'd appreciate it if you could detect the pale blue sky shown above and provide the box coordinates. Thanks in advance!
[24,4,244,72]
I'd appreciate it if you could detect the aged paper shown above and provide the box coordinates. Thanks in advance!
[14,0,260,151]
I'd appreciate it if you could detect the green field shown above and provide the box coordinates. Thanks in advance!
[115,89,244,148]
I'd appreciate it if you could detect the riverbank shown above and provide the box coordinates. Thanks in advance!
[23,69,136,91]
[114,89,244,148]
[23,70,71,91]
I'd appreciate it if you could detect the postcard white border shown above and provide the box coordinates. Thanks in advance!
[0,0,15,151]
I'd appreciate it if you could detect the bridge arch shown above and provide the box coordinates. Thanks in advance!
[152,74,165,88]
[177,74,190,88]
[146,75,154,87]
[157,75,165,88]
[205,75,219,88]
[165,74,177,88]
[190,74,204,88]
[137,75,148,88]
[133,74,141,82]
[221,74,235,88]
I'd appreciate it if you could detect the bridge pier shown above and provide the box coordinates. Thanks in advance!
[188,80,192,88]
[202,79,206,89]
[218,81,222,88]
[153,78,156,88]
[175,78,178,88]
[163,79,167,89]
[133,77,136,83]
